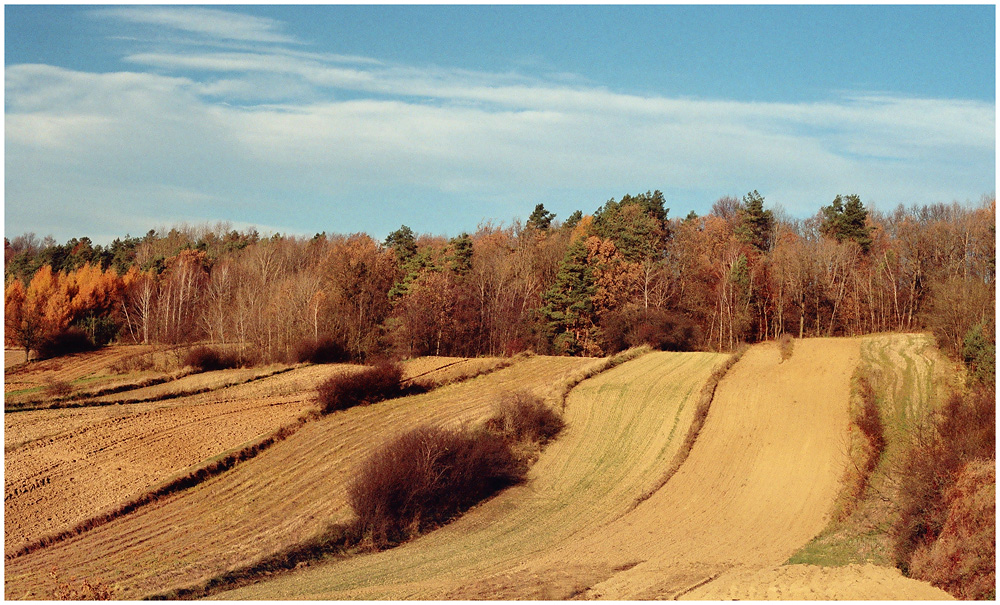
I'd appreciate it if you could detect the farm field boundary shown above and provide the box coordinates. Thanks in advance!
[5,355,517,560]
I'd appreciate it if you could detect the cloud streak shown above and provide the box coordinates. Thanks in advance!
[5,8,995,244]
[94,7,301,45]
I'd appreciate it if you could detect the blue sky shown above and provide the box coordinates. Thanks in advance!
[5,4,996,244]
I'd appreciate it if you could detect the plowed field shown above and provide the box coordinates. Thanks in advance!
[4,354,594,599]
[215,338,949,600]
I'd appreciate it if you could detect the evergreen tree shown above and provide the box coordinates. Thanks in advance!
[541,239,596,355]
[821,194,873,251]
[384,225,418,264]
[527,203,556,231]
[446,233,474,275]
[737,190,774,252]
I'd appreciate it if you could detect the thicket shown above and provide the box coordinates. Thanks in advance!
[182,346,243,372]
[893,384,995,598]
[836,370,887,520]
[292,336,349,364]
[315,362,404,414]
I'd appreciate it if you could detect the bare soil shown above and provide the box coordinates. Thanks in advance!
[214,339,949,601]
[4,354,592,599]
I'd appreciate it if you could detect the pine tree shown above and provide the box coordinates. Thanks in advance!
[541,239,597,355]
[737,190,773,252]
[821,194,873,252]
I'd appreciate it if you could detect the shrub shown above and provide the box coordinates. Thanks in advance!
[838,371,886,519]
[183,346,242,372]
[293,336,349,364]
[37,328,97,359]
[485,391,564,446]
[894,385,995,577]
[44,380,73,399]
[601,307,701,354]
[908,459,995,600]
[962,321,995,386]
[315,362,403,414]
[348,425,526,546]
[777,333,794,362]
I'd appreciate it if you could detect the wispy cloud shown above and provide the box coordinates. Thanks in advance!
[93,7,301,45]
[6,7,995,243]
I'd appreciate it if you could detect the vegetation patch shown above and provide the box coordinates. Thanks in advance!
[183,345,244,372]
[315,361,405,414]
[777,333,794,362]
[892,384,995,594]
[149,390,564,600]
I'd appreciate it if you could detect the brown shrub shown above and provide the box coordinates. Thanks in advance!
[292,336,349,364]
[37,328,97,359]
[44,380,73,399]
[183,346,242,372]
[348,425,526,546]
[485,390,564,445]
[909,459,995,600]
[777,333,794,362]
[894,384,995,578]
[315,362,403,414]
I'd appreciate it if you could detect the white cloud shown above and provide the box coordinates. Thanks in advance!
[5,45,994,244]
[93,7,301,45]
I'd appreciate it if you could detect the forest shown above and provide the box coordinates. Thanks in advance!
[4,190,996,379]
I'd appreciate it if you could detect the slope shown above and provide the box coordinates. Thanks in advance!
[214,350,729,599]
[4,354,596,599]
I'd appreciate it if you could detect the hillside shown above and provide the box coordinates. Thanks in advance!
[214,338,951,600]
[4,353,599,599]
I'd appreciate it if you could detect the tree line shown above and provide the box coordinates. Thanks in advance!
[4,192,995,370]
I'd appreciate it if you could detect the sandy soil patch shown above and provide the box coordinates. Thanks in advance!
[682,563,953,600]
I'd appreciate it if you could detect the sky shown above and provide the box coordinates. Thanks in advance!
[4,4,996,245]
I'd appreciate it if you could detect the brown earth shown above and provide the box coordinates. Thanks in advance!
[682,563,953,600]
[215,338,949,601]
[4,355,504,558]
[4,354,593,599]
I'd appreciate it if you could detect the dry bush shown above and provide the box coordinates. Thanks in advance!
[316,361,403,414]
[485,390,564,446]
[777,333,794,362]
[37,328,97,360]
[908,459,995,600]
[834,371,887,521]
[293,336,349,364]
[44,379,73,399]
[348,425,526,546]
[894,385,995,581]
[183,346,242,373]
